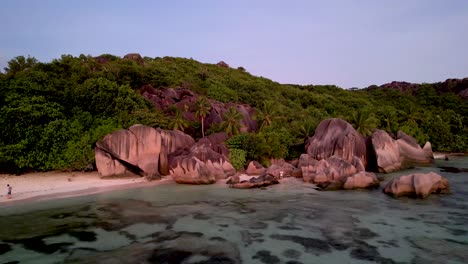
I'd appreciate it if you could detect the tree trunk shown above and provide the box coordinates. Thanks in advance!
[201,117,205,137]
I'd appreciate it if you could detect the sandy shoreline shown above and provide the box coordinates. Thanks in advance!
[2,152,464,206]
[0,171,172,206]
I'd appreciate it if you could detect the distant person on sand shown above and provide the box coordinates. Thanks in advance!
[7,184,12,199]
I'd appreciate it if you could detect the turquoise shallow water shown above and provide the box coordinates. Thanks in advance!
[0,157,467,264]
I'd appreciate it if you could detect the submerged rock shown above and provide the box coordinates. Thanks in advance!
[383,172,450,198]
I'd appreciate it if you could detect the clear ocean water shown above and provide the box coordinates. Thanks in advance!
[0,157,467,264]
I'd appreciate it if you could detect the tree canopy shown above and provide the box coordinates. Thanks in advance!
[1,54,467,172]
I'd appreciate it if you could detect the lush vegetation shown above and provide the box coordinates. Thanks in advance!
[1,54,467,173]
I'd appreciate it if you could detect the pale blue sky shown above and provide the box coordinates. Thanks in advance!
[1,0,468,88]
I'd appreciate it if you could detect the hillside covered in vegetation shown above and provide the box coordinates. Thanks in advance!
[0,54,467,173]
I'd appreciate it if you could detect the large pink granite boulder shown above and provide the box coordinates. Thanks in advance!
[123,53,144,64]
[95,125,195,178]
[266,163,296,178]
[369,130,433,173]
[298,154,322,183]
[423,142,434,159]
[397,131,433,167]
[343,172,379,190]
[245,161,266,175]
[370,130,402,173]
[306,118,367,166]
[197,132,230,157]
[383,172,450,198]
[298,154,379,190]
[227,174,279,189]
[169,144,235,184]
[139,86,257,133]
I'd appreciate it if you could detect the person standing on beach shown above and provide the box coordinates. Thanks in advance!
[7,184,12,199]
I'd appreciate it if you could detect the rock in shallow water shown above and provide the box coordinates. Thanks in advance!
[299,154,380,190]
[228,174,279,189]
[369,130,433,173]
[383,172,450,198]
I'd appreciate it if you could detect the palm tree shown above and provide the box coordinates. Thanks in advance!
[221,107,243,136]
[256,100,279,130]
[296,119,317,144]
[399,104,423,127]
[379,106,400,135]
[350,108,378,137]
[195,96,211,137]
[168,110,189,131]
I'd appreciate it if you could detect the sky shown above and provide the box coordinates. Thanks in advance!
[1,0,468,88]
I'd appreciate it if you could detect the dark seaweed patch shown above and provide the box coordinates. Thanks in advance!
[240,231,264,246]
[193,213,211,220]
[270,234,331,254]
[0,243,12,255]
[18,237,72,254]
[327,239,350,250]
[278,225,301,231]
[350,240,396,264]
[286,261,303,264]
[438,166,468,173]
[178,231,203,238]
[447,228,468,236]
[345,227,378,240]
[193,255,236,264]
[377,239,399,248]
[148,248,192,264]
[444,238,468,245]
[282,249,301,259]
[372,220,394,227]
[410,255,432,264]
[252,250,280,264]
[249,221,268,230]
[69,231,97,242]
[209,236,227,242]
[50,212,74,219]
[151,231,182,243]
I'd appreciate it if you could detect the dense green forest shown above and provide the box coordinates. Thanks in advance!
[1,54,467,173]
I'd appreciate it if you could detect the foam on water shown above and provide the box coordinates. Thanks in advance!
[0,157,467,263]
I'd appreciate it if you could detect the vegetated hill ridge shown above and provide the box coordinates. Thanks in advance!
[367,78,468,100]
[0,53,467,173]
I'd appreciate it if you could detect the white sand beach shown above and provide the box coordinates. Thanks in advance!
[0,171,172,205]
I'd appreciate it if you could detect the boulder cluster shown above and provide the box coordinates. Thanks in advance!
[369,130,433,173]
[96,125,234,184]
[95,118,450,199]
[298,154,379,190]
